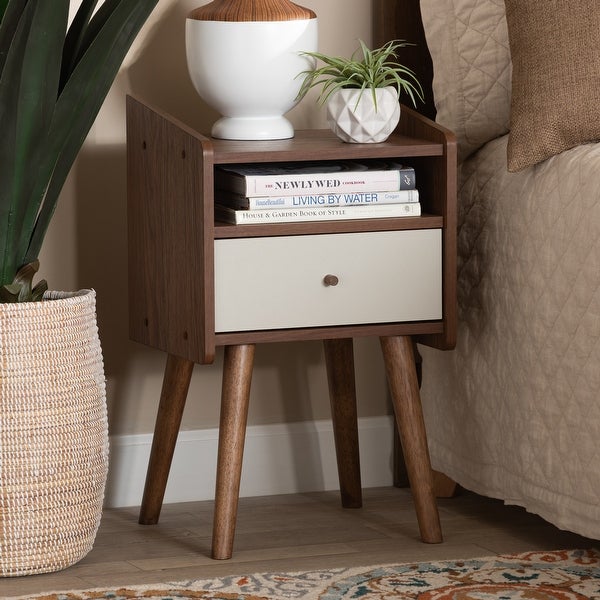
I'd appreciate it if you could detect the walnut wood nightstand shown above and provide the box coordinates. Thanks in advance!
[126,95,457,560]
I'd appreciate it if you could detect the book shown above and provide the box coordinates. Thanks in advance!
[215,160,416,197]
[216,188,420,210]
[215,202,421,224]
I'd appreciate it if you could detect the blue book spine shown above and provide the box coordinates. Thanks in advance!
[217,189,419,210]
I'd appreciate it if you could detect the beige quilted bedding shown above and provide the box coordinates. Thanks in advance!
[420,135,600,539]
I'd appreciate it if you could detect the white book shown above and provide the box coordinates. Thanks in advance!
[215,202,421,225]
[215,161,416,196]
[216,189,420,210]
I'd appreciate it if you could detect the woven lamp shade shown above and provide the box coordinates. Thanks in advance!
[189,0,316,21]
[0,290,108,577]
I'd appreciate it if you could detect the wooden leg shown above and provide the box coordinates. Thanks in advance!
[380,335,442,543]
[211,344,255,560]
[393,343,422,488]
[139,353,194,525]
[433,470,459,498]
[324,338,362,509]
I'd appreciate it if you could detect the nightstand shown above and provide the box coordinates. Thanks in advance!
[126,96,457,559]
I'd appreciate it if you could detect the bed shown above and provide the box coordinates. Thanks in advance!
[374,0,600,540]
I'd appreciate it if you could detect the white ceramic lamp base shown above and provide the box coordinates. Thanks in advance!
[186,19,318,140]
[211,115,294,140]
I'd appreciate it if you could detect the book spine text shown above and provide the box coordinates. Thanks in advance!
[219,189,419,209]
[218,168,416,196]
[215,202,421,224]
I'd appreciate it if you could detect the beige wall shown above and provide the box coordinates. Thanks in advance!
[42,0,390,437]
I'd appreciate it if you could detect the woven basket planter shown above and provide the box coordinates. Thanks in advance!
[0,289,108,577]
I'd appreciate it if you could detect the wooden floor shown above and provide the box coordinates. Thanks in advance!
[1,487,596,597]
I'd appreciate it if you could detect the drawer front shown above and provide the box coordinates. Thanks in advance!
[215,230,442,332]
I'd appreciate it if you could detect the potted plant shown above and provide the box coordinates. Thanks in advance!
[0,0,157,577]
[296,39,424,143]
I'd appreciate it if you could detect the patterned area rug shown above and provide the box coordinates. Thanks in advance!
[8,549,600,600]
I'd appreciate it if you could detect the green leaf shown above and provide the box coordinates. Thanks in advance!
[296,39,424,109]
[0,258,44,302]
[0,0,157,296]
[0,3,34,285]
[0,0,26,78]
[60,0,99,90]
[0,282,21,302]
[23,0,158,265]
[0,1,68,287]
[67,0,122,79]
[31,276,47,301]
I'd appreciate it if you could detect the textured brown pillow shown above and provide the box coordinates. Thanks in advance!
[505,0,600,172]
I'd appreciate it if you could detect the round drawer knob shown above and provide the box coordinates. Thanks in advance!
[323,274,339,287]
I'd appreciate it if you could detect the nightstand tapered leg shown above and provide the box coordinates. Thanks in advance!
[139,353,195,525]
[380,335,442,543]
[324,338,362,508]
[212,344,255,560]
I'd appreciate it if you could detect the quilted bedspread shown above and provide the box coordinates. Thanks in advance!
[419,134,600,540]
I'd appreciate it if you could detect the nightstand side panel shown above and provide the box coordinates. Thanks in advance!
[127,97,215,364]
[398,106,457,350]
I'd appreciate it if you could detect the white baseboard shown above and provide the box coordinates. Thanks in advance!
[105,415,395,508]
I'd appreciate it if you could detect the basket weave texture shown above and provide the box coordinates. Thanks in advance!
[0,289,108,577]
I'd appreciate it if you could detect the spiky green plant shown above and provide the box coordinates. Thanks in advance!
[296,39,424,111]
[0,0,157,302]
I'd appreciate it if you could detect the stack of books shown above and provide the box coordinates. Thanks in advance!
[214,160,420,224]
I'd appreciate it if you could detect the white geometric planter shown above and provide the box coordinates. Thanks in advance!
[326,86,401,143]
[0,290,108,577]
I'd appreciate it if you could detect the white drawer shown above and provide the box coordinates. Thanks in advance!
[214,230,442,332]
